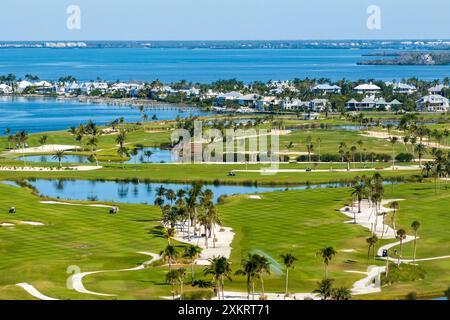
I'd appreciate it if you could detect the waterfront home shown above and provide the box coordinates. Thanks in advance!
[80,82,109,94]
[416,94,449,112]
[66,81,80,93]
[354,82,381,94]
[238,94,258,107]
[34,81,54,94]
[428,84,449,95]
[256,96,278,111]
[16,80,33,92]
[216,91,243,104]
[346,96,402,111]
[389,82,417,94]
[309,98,329,112]
[0,83,12,94]
[201,89,220,100]
[311,84,341,94]
[281,98,308,111]
[269,80,298,94]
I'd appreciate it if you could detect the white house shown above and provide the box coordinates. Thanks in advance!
[346,96,402,110]
[256,96,278,110]
[238,94,258,106]
[428,84,449,95]
[354,82,381,94]
[16,80,33,92]
[311,84,341,94]
[216,91,242,104]
[309,98,329,112]
[0,83,12,94]
[390,82,417,94]
[416,95,449,112]
[281,99,308,111]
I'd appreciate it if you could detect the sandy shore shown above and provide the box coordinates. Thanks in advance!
[171,222,235,265]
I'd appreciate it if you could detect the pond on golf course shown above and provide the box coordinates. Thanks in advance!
[25,179,353,204]
[18,147,177,164]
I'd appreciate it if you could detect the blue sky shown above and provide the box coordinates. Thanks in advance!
[1,0,449,40]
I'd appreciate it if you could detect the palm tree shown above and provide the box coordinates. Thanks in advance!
[115,130,126,148]
[396,229,407,266]
[160,244,178,271]
[52,150,66,168]
[117,146,129,169]
[15,130,29,166]
[390,201,399,231]
[203,256,232,300]
[186,183,202,238]
[235,254,258,300]
[183,245,202,284]
[313,278,334,300]
[280,253,297,297]
[38,135,48,146]
[162,227,176,245]
[351,178,367,214]
[316,137,322,162]
[144,150,154,163]
[415,143,426,167]
[165,189,176,205]
[357,140,364,162]
[253,254,271,299]
[389,136,398,169]
[316,247,337,279]
[366,235,378,263]
[411,220,421,263]
[165,269,179,300]
[177,268,186,300]
[306,136,313,162]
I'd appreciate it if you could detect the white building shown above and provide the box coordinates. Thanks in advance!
[256,96,278,110]
[0,83,12,94]
[281,99,308,111]
[390,82,417,94]
[428,84,449,95]
[346,96,402,110]
[16,80,33,92]
[238,94,258,106]
[354,82,381,94]
[309,98,329,112]
[416,95,449,112]
[216,91,242,103]
[311,84,341,94]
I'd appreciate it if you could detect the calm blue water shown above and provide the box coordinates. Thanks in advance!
[19,147,176,164]
[0,96,210,135]
[1,48,450,82]
[27,179,348,204]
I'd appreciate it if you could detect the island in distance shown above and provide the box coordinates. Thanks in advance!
[358,51,450,66]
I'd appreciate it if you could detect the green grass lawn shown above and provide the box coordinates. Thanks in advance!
[0,176,448,300]
[0,162,419,186]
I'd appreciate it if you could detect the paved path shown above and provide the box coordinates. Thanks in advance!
[16,283,59,300]
[70,252,160,297]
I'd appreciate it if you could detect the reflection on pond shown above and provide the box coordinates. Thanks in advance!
[19,147,177,164]
[27,179,353,204]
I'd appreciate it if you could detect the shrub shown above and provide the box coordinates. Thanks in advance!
[381,264,426,285]
[396,153,414,162]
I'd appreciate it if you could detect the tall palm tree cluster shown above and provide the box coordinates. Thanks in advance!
[349,174,424,272]
[422,149,449,191]
[67,120,103,165]
[157,183,221,249]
